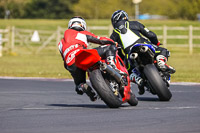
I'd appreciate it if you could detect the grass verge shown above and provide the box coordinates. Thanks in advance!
[0,19,200,82]
[0,47,200,83]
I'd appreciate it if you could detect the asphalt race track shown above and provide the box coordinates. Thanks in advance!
[0,78,200,133]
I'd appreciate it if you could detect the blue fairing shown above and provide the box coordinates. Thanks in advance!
[132,43,155,53]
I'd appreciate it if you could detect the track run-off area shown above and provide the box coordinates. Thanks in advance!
[0,77,200,133]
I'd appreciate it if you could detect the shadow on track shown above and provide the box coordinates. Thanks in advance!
[47,104,109,109]
[137,97,159,101]
[47,103,131,109]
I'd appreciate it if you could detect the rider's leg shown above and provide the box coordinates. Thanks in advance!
[95,45,120,71]
[76,83,97,101]
[105,45,118,68]
[129,68,145,95]
[106,55,117,68]
[67,64,97,101]
[106,46,128,75]
[155,47,176,74]
[126,54,144,94]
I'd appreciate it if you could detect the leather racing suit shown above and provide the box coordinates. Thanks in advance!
[110,20,170,73]
[58,29,117,89]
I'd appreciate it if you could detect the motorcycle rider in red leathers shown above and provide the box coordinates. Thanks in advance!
[58,16,118,101]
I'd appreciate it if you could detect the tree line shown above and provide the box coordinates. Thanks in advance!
[0,0,200,20]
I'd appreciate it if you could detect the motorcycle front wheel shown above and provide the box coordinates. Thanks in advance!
[143,64,172,101]
[89,69,123,108]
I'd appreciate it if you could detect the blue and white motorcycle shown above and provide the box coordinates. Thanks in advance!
[128,43,172,101]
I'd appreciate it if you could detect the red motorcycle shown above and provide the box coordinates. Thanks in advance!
[75,49,138,108]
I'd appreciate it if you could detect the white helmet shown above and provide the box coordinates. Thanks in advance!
[68,16,86,31]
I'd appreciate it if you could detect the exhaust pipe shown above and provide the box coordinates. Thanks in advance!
[140,46,148,53]
[100,63,122,84]
[130,53,138,59]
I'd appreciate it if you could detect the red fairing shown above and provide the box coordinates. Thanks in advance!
[122,76,131,102]
[115,54,131,102]
[115,54,128,74]
[75,49,101,71]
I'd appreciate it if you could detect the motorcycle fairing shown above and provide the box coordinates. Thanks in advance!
[75,49,101,71]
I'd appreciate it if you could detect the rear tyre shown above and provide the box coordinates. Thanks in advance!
[127,92,138,106]
[143,64,172,101]
[89,69,123,108]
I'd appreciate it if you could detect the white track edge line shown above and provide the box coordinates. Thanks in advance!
[0,76,200,85]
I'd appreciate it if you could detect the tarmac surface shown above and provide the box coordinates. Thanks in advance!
[0,78,200,133]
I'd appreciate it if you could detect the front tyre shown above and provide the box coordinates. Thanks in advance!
[143,64,172,101]
[89,69,123,108]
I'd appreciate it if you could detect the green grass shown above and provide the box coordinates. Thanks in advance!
[0,19,200,82]
[1,19,200,29]
[0,48,199,83]
[167,47,200,83]
[0,52,71,78]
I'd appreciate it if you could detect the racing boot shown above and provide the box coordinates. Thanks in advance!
[106,56,126,75]
[130,72,145,95]
[76,83,97,101]
[156,55,176,74]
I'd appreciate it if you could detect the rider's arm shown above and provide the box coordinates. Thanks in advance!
[83,31,115,45]
[58,40,65,61]
[133,21,160,46]
[87,35,116,45]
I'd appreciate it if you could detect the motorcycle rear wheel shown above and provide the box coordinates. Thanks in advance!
[127,92,138,106]
[89,69,123,108]
[143,64,172,101]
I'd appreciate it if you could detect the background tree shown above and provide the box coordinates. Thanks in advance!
[0,0,29,18]
[73,0,134,19]
[0,0,200,20]
[140,0,175,16]
[24,0,78,19]
[177,0,200,20]
[140,0,200,20]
